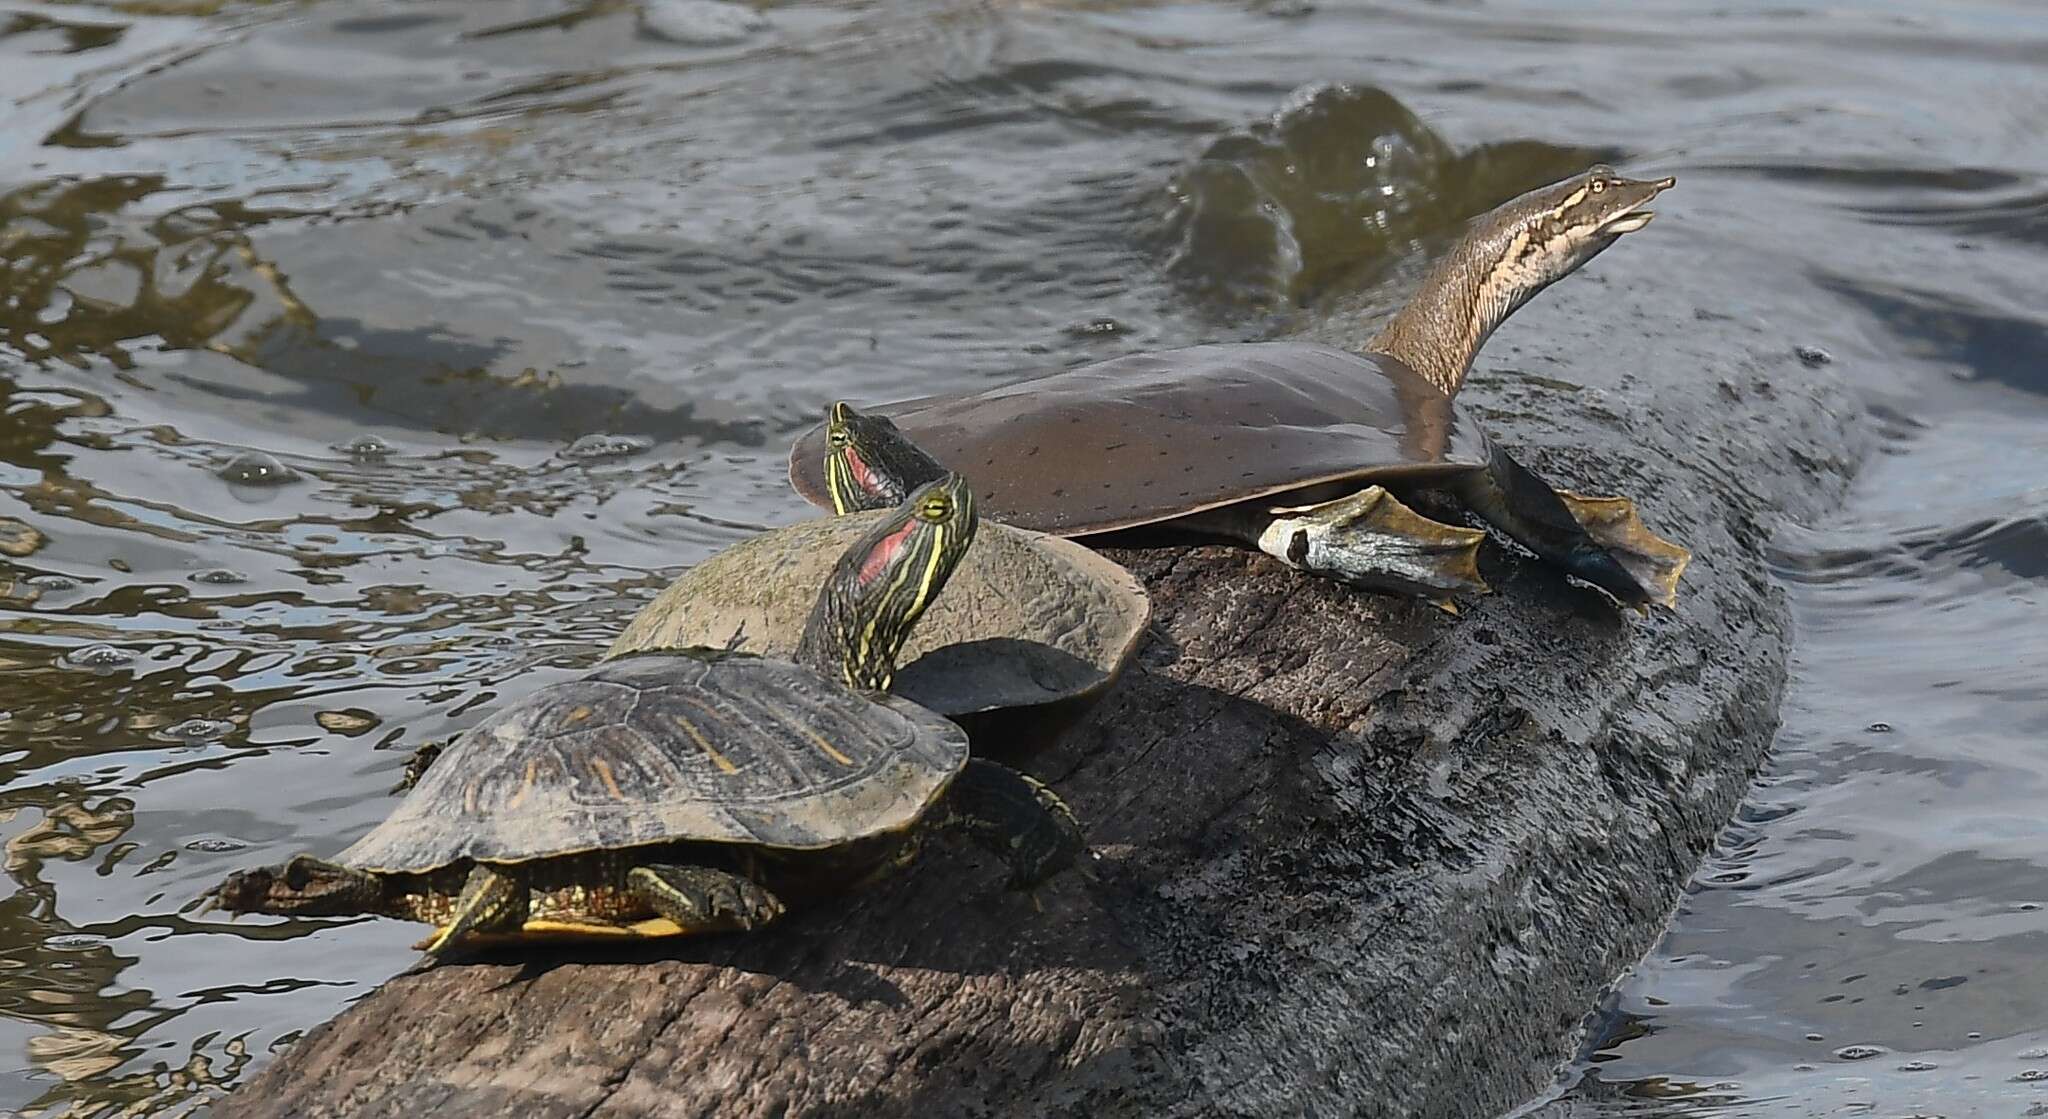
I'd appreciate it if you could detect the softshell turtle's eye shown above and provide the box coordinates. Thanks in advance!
[1590,178,1607,194]
[917,493,953,522]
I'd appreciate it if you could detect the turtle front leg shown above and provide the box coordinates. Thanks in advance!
[423,864,529,956]
[1239,486,1490,607]
[1452,443,1665,609]
[628,865,787,934]
[940,758,1085,891]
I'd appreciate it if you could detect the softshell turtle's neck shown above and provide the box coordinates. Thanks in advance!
[1366,166,1675,396]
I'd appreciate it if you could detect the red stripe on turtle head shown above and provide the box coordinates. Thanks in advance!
[843,445,883,498]
[857,520,918,588]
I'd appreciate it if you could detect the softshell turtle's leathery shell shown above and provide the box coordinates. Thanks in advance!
[607,514,1151,719]
[789,342,1493,534]
[337,653,968,874]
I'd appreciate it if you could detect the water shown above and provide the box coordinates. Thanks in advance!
[0,0,2042,1114]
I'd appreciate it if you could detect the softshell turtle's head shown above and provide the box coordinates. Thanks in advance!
[1481,164,1674,282]
[1370,165,1675,396]
[197,854,382,917]
[824,401,950,514]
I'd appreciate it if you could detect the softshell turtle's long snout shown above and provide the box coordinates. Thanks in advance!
[1588,171,1676,238]
[1368,165,1676,396]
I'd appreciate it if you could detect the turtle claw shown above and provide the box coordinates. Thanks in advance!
[1556,491,1690,610]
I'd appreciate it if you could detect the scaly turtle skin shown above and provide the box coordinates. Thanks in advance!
[199,476,1085,957]
[789,166,1689,610]
[607,450,1149,738]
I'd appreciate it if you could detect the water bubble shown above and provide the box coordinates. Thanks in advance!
[335,434,393,460]
[158,719,235,744]
[1834,1044,1887,1061]
[2014,1069,2048,1083]
[217,451,300,486]
[44,934,105,952]
[1867,721,1894,733]
[1063,317,1126,338]
[63,644,135,671]
[1898,1060,1938,1072]
[1804,1032,1826,1042]
[562,433,654,461]
[188,569,249,585]
[1795,345,1833,367]
[184,837,246,853]
[638,0,770,46]
[26,574,79,591]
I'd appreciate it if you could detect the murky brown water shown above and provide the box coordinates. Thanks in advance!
[0,0,2043,1114]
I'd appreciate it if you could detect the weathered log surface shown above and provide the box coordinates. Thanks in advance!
[216,239,1863,1119]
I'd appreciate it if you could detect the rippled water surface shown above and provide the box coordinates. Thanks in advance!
[0,0,2043,1114]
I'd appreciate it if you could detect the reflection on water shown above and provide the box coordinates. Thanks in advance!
[1,0,2045,1114]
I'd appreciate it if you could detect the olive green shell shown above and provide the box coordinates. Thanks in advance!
[607,513,1150,718]
[336,652,969,873]
[787,342,1492,534]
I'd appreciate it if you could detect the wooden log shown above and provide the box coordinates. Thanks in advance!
[217,247,1860,1119]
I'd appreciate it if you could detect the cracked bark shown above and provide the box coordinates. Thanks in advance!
[217,242,1864,1119]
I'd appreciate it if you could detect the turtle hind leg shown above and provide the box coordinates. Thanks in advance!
[1555,491,1691,610]
[423,864,529,957]
[941,758,1085,891]
[1453,444,1662,609]
[628,865,786,935]
[1252,486,1489,607]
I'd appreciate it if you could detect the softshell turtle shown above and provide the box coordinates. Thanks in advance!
[791,166,1690,609]
[198,475,1085,956]
[606,499,1149,745]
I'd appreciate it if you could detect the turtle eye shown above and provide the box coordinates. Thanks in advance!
[828,427,851,448]
[1590,178,1607,194]
[918,494,952,522]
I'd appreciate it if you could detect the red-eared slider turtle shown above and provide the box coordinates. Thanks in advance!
[790,166,1689,609]
[197,475,1084,956]
[607,412,1150,745]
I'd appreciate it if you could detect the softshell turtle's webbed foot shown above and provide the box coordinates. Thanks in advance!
[1455,444,1664,609]
[629,864,786,934]
[941,758,1085,890]
[424,864,529,957]
[1555,491,1690,610]
[1246,487,1489,606]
